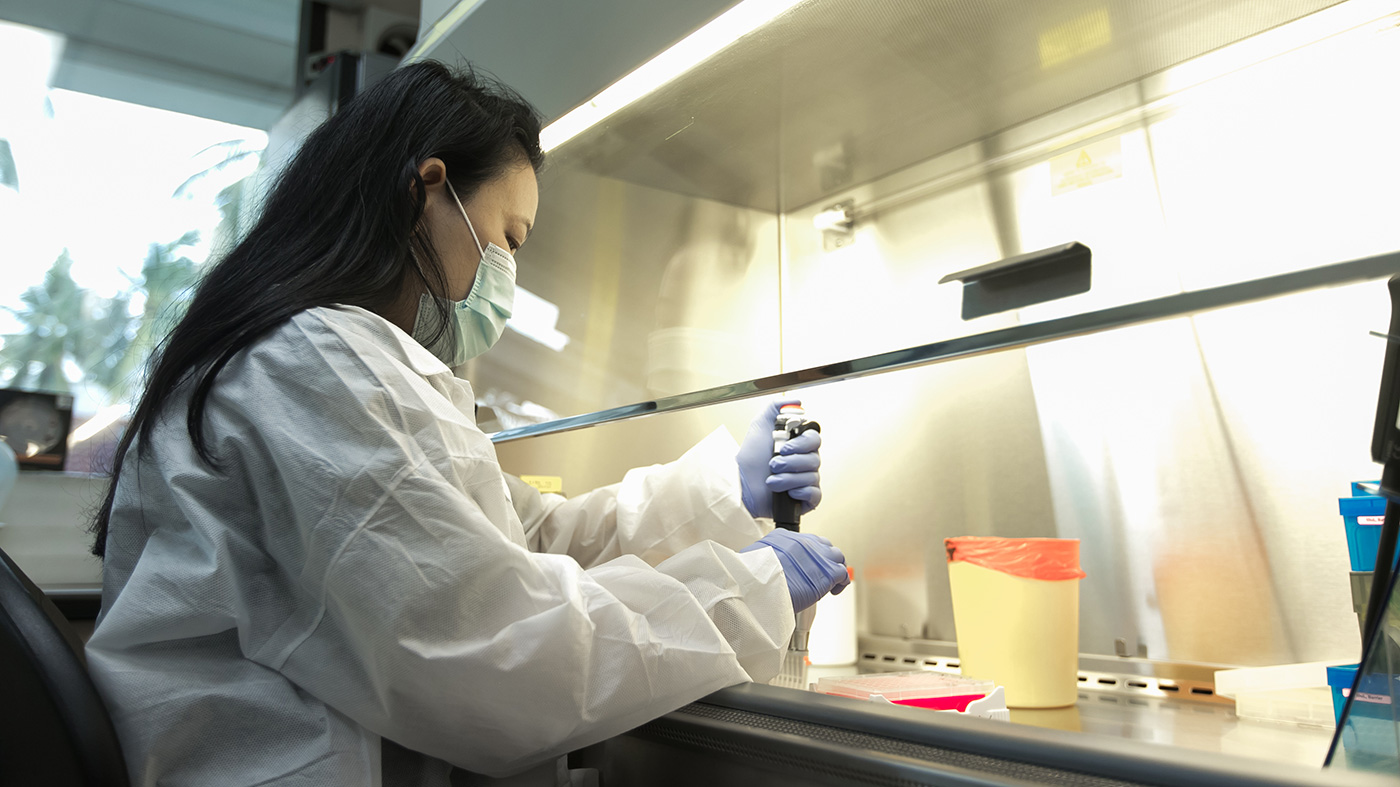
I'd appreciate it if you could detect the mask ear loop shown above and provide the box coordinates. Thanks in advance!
[444,180,485,258]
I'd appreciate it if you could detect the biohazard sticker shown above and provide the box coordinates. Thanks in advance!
[1051,136,1124,195]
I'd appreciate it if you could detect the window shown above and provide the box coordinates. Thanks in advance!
[0,20,267,472]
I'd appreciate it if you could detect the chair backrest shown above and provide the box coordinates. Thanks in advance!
[0,546,129,787]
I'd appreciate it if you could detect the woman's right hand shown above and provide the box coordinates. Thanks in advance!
[741,529,850,612]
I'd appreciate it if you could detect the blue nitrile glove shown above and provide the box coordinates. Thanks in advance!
[737,398,823,518]
[741,529,850,612]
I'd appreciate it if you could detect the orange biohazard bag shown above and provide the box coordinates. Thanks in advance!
[944,537,1086,581]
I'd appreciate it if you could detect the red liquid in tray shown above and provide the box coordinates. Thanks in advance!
[890,693,986,712]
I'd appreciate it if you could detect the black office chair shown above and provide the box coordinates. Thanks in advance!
[0,546,129,786]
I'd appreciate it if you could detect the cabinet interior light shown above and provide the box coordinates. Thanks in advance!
[539,0,808,152]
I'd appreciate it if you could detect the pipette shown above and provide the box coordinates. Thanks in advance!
[771,403,821,689]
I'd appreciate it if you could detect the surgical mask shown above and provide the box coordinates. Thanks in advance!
[411,180,516,367]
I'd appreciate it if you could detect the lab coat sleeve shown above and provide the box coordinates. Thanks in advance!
[246,377,794,774]
[285,455,793,777]
[509,428,770,569]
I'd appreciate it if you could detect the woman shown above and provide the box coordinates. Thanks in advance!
[85,61,849,786]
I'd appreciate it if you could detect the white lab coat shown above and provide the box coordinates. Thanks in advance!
[85,305,794,787]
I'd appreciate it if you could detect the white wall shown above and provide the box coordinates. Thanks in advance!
[0,472,105,586]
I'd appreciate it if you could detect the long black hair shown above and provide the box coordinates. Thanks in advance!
[90,61,544,557]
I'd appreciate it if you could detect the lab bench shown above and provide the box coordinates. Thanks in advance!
[573,680,1364,787]
[43,583,102,621]
[571,641,1358,786]
[41,583,101,644]
[846,634,1333,763]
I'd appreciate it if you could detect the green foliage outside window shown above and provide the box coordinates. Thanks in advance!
[0,141,258,407]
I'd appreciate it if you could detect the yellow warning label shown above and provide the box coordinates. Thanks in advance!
[1039,8,1112,69]
[519,475,564,494]
[1050,136,1123,195]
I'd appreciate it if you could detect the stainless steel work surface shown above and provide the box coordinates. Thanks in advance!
[806,662,1338,771]
[1011,692,1334,769]
[665,682,1387,787]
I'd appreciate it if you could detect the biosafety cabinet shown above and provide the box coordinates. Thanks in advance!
[414,0,1400,783]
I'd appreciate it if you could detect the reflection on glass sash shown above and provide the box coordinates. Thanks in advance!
[491,249,1400,444]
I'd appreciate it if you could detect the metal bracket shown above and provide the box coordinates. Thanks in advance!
[814,200,855,251]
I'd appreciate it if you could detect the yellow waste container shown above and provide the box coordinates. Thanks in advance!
[946,537,1085,709]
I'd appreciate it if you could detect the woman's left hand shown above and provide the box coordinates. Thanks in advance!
[736,399,822,518]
